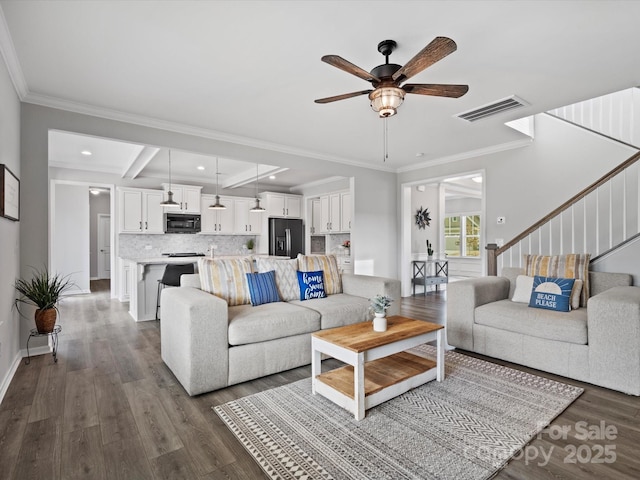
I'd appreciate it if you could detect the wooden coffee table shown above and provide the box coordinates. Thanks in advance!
[311,315,444,420]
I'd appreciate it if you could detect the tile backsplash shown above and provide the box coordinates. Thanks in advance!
[119,234,256,259]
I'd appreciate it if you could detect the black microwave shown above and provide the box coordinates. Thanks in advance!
[164,213,201,234]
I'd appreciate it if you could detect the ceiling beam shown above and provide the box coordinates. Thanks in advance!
[122,146,160,179]
[222,165,288,189]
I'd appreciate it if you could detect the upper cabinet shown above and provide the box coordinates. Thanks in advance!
[118,188,164,234]
[320,193,341,233]
[233,198,263,235]
[263,192,302,218]
[340,192,352,232]
[309,190,351,234]
[162,183,202,213]
[311,199,322,234]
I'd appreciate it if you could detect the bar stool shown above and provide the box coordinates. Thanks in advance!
[156,263,195,320]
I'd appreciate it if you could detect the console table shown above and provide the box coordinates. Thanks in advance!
[412,259,448,296]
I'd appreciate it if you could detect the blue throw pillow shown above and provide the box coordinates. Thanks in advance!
[528,276,576,312]
[297,270,326,301]
[246,270,281,306]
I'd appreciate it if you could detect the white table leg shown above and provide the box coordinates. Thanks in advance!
[311,343,322,395]
[354,352,365,420]
[436,329,445,381]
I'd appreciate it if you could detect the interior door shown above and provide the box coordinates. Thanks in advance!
[98,214,111,279]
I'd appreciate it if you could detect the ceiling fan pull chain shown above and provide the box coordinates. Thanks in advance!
[383,116,389,162]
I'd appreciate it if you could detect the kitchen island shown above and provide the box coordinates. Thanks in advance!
[120,254,284,321]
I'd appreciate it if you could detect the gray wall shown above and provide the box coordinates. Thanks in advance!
[411,185,439,255]
[0,53,21,401]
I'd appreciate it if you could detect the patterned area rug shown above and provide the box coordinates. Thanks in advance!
[214,345,583,480]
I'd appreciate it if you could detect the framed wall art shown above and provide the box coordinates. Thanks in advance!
[0,164,20,221]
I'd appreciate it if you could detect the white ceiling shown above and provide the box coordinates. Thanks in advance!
[3,1,640,187]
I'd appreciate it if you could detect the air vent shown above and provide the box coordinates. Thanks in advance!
[456,95,529,122]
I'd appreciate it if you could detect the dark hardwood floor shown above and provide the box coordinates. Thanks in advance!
[0,282,638,479]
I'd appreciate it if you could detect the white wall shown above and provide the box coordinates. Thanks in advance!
[410,185,439,255]
[0,50,22,404]
[51,182,90,292]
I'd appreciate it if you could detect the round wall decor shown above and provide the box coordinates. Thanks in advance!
[415,206,431,229]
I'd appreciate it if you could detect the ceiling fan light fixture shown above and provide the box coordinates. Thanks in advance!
[369,87,405,118]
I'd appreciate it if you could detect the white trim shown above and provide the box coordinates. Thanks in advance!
[397,139,532,173]
[0,352,22,405]
[0,6,28,99]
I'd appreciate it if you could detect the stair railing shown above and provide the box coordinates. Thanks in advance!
[487,150,640,275]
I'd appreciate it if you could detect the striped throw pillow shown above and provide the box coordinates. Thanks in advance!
[523,254,591,307]
[246,270,281,306]
[198,257,253,306]
[297,254,342,295]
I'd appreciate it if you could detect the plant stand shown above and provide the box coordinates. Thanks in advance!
[25,325,62,365]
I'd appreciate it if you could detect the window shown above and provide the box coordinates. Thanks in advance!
[444,214,481,257]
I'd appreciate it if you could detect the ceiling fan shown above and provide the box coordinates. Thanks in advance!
[315,37,469,118]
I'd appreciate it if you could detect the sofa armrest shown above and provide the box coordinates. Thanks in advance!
[160,286,229,396]
[341,274,402,316]
[587,286,640,395]
[446,276,511,350]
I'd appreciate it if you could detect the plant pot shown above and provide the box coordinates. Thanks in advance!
[373,313,387,332]
[35,308,57,334]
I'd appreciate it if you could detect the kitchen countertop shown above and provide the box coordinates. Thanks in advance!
[120,254,285,265]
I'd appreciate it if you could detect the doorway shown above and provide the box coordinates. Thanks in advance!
[97,213,111,279]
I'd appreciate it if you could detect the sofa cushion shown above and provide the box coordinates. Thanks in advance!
[228,302,320,346]
[297,270,326,300]
[297,254,342,294]
[198,257,253,306]
[246,271,281,306]
[523,254,591,307]
[255,258,300,301]
[475,299,587,345]
[290,293,370,330]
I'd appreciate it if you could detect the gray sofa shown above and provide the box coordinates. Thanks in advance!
[447,267,640,395]
[161,272,401,396]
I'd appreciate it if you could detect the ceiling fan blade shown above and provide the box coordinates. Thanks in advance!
[321,55,381,83]
[314,90,373,104]
[392,37,457,83]
[403,83,469,98]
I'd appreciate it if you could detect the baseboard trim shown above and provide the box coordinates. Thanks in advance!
[20,345,51,359]
[0,352,22,406]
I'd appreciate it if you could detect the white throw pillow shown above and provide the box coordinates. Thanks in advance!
[255,258,300,302]
[512,275,534,303]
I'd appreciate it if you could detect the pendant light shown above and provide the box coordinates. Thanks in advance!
[209,157,226,210]
[160,149,180,208]
[250,163,265,212]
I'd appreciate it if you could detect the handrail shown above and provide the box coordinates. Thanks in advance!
[487,149,640,275]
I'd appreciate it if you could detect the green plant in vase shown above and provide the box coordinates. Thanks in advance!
[246,238,255,253]
[14,267,75,333]
[426,240,434,258]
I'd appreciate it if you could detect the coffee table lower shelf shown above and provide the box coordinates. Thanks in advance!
[315,351,437,413]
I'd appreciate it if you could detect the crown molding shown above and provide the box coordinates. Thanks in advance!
[0,5,28,99]
[22,91,396,173]
[396,138,533,173]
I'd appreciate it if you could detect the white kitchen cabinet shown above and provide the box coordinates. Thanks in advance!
[118,259,132,301]
[320,193,341,233]
[310,199,322,234]
[118,188,164,234]
[233,198,263,234]
[264,192,302,218]
[200,194,235,233]
[162,184,202,213]
[340,192,352,232]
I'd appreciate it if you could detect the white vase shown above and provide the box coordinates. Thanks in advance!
[373,313,387,332]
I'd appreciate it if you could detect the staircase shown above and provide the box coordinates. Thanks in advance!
[487,88,640,275]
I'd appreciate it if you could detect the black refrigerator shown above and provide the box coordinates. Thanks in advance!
[269,218,304,258]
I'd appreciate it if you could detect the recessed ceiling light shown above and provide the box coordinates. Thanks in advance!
[197,166,205,170]
[89,188,101,195]
[415,152,424,157]
[81,150,92,156]
[269,175,276,180]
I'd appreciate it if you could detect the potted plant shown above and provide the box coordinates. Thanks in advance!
[426,240,434,259]
[14,267,74,333]
[370,294,393,332]
[246,238,255,253]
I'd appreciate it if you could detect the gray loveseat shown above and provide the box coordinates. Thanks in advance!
[447,267,640,395]
[161,270,400,396]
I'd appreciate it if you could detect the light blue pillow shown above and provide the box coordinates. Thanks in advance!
[528,276,576,312]
[297,270,326,301]
[246,270,281,306]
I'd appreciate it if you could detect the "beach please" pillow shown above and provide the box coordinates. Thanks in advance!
[297,270,326,301]
[528,276,576,312]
